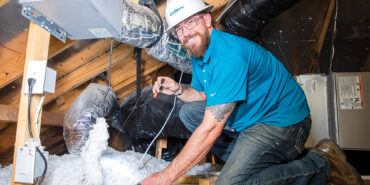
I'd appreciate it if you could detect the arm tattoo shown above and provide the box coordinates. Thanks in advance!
[206,102,236,123]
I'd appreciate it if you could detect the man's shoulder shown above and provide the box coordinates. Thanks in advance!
[213,30,260,53]
[214,29,253,44]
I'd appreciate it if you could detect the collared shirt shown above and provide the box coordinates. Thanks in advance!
[191,29,310,131]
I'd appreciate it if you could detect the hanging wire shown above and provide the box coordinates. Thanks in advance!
[103,38,115,102]
[274,31,291,73]
[108,39,114,88]
[328,0,338,74]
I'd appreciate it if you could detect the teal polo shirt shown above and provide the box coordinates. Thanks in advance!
[191,29,310,131]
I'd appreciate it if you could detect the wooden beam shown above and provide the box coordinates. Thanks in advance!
[0,0,9,7]
[43,56,167,114]
[43,82,91,114]
[0,45,22,88]
[199,176,218,185]
[41,42,162,107]
[48,38,77,59]
[0,39,113,107]
[0,104,64,126]
[303,0,335,73]
[11,22,51,185]
[0,32,78,89]
[0,123,17,165]
[176,175,202,184]
[52,39,115,79]
[43,43,134,105]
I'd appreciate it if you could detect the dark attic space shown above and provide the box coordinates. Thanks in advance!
[0,0,369,184]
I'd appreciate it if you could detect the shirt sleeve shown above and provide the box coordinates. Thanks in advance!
[206,54,249,106]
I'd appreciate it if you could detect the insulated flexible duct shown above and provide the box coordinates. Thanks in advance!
[115,86,191,140]
[116,0,192,74]
[63,83,121,154]
[116,0,161,48]
[220,0,301,40]
[145,26,192,74]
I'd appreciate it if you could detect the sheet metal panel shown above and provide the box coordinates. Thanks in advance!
[19,0,123,40]
[296,74,330,148]
[333,72,370,150]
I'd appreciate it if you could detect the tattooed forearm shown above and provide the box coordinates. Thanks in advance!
[206,102,236,122]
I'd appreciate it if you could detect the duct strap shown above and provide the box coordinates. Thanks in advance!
[138,0,164,48]
[135,47,142,124]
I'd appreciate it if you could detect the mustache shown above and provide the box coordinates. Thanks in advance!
[183,33,200,45]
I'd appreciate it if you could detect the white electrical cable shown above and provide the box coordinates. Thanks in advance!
[139,70,184,163]
[34,95,45,143]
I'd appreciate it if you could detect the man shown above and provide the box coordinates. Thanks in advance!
[140,0,364,184]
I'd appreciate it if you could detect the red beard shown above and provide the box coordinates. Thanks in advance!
[183,32,210,58]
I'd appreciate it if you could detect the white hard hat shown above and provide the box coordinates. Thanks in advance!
[165,0,213,33]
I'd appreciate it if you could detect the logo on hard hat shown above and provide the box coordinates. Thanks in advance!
[170,6,184,16]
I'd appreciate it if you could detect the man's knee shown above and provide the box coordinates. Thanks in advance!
[179,101,206,131]
[179,103,193,123]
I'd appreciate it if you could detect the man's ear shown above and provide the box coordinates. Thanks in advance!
[204,13,212,28]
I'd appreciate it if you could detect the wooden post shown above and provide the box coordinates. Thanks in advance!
[211,153,216,165]
[175,175,202,184]
[199,176,218,185]
[11,22,50,185]
[155,136,168,159]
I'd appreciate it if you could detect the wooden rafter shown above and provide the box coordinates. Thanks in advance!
[0,104,63,126]
[43,53,167,114]
[43,43,134,105]
[48,38,78,59]
[302,0,335,73]
[0,39,114,107]
[51,39,115,79]
[0,124,17,165]
[0,0,9,7]
[0,31,78,89]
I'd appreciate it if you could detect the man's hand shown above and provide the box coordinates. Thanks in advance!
[138,171,171,185]
[153,76,181,96]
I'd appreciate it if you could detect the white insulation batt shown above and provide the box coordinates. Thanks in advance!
[0,118,212,185]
